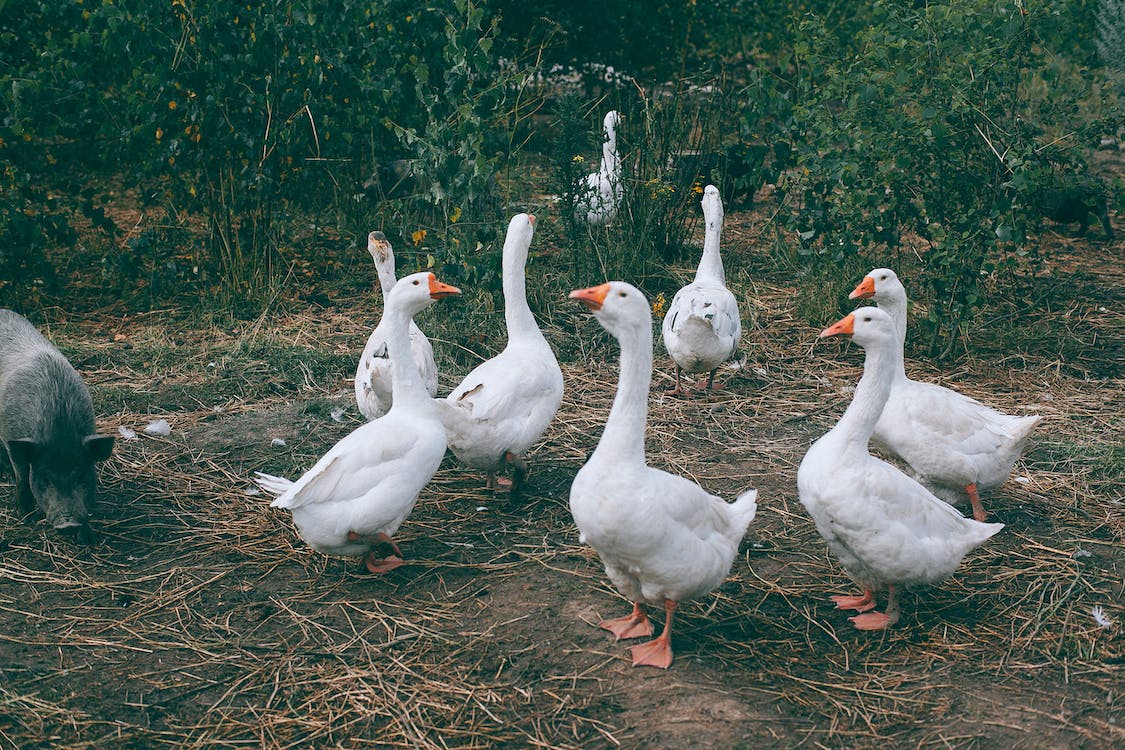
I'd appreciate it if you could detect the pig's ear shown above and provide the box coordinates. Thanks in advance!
[7,439,37,466]
[84,434,115,462]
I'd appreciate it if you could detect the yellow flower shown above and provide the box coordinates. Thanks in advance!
[572,154,585,164]
[691,184,704,196]
[168,101,177,110]
[450,207,462,223]
[652,292,667,316]
[155,127,164,141]
[646,179,675,200]
[412,229,426,247]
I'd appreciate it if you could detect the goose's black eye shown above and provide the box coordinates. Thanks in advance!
[412,279,420,285]
[618,291,627,297]
[863,316,872,322]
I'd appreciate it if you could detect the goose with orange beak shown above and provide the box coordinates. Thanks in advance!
[256,272,461,573]
[848,268,1040,521]
[797,306,1003,629]
[568,280,757,666]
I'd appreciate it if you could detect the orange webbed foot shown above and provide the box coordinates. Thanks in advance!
[630,636,673,669]
[599,606,654,641]
[849,611,895,630]
[363,554,405,574]
[831,590,876,612]
[350,531,406,574]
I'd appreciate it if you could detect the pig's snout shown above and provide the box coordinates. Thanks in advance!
[53,521,96,545]
[46,501,90,537]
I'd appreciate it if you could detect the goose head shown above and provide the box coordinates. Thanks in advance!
[569,281,651,338]
[389,271,461,316]
[367,231,398,295]
[819,306,897,350]
[367,231,393,269]
[506,212,536,241]
[702,184,724,230]
[603,110,621,136]
[849,267,905,305]
[502,213,536,270]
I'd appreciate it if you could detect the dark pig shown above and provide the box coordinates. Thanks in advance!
[0,310,114,543]
[1036,174,1115,240]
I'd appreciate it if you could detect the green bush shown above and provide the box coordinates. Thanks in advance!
[0,0,1114,331]
[0,0,522,308]
[778,0,1112,357]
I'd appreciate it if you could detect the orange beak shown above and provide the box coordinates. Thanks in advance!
[428,273,461,299]
[849,276,875,300]
[569,283,611,311]
[819,312,855,338]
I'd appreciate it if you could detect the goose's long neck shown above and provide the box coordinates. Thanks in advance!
[878,294,908,381]
[385,302,429,408]
[503,246,541,342]
[831,341,895,451]
[375,260,398,298]
[694,214,725,283]
[593,320,651,464]
[600,132,619,177]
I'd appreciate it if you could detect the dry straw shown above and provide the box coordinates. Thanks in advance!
[1,221,1122,749]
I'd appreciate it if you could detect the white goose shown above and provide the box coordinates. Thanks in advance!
[576,110,623,226]
[436,214,564,492]
[256,272,460,573]
[849,268,1041,521]
[797,307,1004,630]
[661,185,742,395]
[355,231,439,421]
[569,281,757,668]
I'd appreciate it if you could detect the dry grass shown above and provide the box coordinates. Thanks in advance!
[1,207,1123,749]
